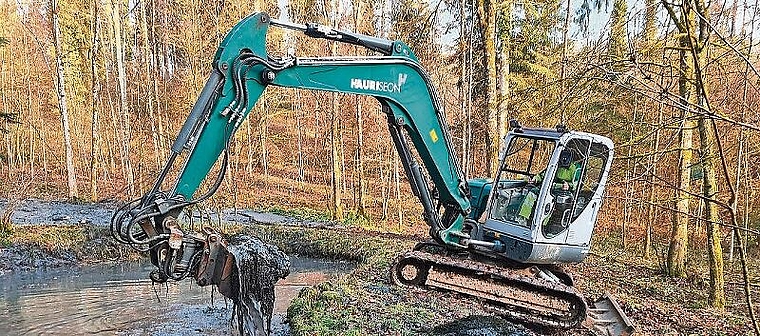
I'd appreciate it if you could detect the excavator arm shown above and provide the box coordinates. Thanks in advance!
[111,12,475,293]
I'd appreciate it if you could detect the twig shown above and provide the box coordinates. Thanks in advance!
[727,282,760,289]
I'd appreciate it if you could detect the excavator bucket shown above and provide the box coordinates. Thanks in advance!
[585,293,635,336]
[195,230,239,300]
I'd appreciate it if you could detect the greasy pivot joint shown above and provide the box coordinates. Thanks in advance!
[149,270,168,283]
[261,69,276,84]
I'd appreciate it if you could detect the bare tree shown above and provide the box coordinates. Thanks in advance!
[89,0,101,201]
[51,0,78,200]
[476,0,499,176]
[663,0,725,307]
[107,0,134,196]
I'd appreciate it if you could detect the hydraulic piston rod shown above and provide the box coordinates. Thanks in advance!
[270,18,395,55]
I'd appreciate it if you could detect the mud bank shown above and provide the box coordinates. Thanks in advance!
[0,224,138,276]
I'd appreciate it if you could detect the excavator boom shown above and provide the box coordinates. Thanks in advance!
[169,13,469,245]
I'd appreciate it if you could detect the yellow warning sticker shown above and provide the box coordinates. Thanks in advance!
[430,129,439,142]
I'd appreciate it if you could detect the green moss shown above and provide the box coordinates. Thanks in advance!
[0,229,12,246]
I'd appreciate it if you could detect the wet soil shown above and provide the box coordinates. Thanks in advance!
[0,243,78,274]
[2,199,118,226]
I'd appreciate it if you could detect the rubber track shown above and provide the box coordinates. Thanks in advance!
[391,250,587,329]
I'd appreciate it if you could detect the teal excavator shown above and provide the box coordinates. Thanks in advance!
[111,13,633,335]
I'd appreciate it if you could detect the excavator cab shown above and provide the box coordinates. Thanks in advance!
[476,121,614,265]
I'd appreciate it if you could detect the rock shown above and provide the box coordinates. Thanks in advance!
[365,284,391,294]
[52,214,71,221]
[429,316,536,336]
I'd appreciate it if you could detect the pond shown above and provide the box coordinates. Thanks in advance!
[0,257,354,335]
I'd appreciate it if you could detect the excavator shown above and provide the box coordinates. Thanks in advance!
[110,12,633,335]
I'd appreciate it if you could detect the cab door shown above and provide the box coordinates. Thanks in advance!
[563,138,613,246]
[533,135,595,246]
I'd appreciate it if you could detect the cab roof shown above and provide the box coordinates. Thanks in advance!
[509,125,615,149]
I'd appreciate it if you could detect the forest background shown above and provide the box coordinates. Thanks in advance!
[0,0,759,325]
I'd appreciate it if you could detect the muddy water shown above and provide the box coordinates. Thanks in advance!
[0,257,354,336]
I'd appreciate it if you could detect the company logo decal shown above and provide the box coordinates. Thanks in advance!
[350,73,408,93]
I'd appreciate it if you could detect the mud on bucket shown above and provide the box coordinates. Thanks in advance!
[196,233,290,336]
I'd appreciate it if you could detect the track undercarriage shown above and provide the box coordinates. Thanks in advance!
[390,241,634,335]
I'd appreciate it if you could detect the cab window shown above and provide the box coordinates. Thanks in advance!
[489,137,556,228]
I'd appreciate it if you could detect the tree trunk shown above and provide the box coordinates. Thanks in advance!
[692,0,725,306]
[150,0,164,154]
[666,36,694,278]
[354,0,366,217]
[465,2,474,177]
[560,0,571,113]
[644,104,663,259]
[643,0,657,42]
[259,113,269,181]
[295,90,304,181]
[140,0,160,168]
[51,0,79,200]
[697,115,725,308]
[89,0,100,201]
[329,0,343,221]
[608,0,628,63]
[476,0,498,177]
[380,143,389,221]
[109,0,134,196]
[497,3,511,145]
[330,91,343,221]
[459,0,468,175]
[394,153,402,229]
[355,97,366,216]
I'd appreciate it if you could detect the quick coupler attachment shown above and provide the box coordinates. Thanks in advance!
[195,227,238,300]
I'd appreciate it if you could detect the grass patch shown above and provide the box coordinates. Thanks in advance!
[9,225,88,250]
